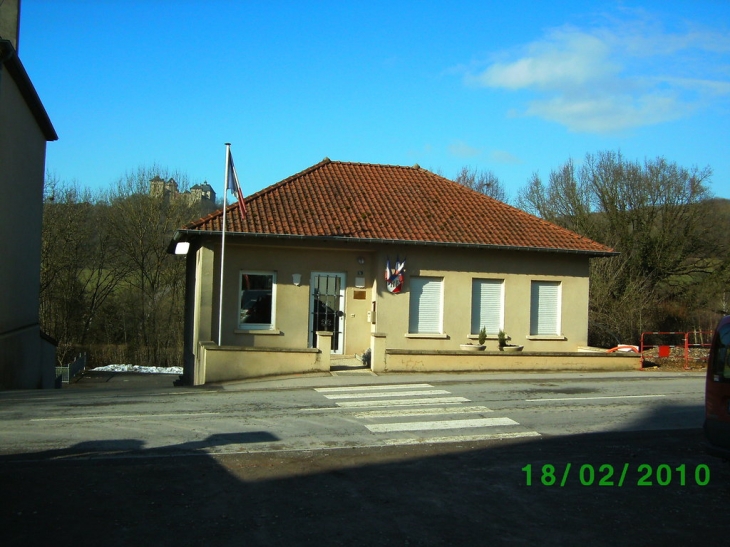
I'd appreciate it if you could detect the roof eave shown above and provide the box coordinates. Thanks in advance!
[170,229,618,257]
[0,41,58,142]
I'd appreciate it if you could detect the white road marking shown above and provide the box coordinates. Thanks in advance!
[380,431,541,445]
[315,384,433,392]
[162,391,220,395]
[353,406,494,419]
[525,394,667,402]
[336,397,470,408]
[30,412,220,422]
[321,389,451,399]
[365,417,518,433]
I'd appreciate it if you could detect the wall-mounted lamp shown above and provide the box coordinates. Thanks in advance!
[292,273,302,286]
[174,241,190,255]
[357,257,365,265]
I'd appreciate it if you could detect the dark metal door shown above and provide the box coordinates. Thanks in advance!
[309,273,345,353]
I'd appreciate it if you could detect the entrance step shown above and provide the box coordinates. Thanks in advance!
[331,368,377,376]
[330,355,374,375]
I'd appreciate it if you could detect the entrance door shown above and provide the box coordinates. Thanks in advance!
[309,272,346,354]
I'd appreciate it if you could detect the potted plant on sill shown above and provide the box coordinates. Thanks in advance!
[498,329,523,352]
[460,326,487,351]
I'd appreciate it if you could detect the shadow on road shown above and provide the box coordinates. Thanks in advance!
[2,401,728,546]
[68,371,180,389]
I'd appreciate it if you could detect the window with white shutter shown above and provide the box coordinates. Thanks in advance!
[471,279,504,335]
[408,277,443,334]
[530,281,560,336]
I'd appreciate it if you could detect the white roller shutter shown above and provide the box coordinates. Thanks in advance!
[409,277,443,334]
[471,279,503,334]
[530,281,560,335]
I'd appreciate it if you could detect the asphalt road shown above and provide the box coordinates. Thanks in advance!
[0,370,707,455]
[1,371,727,546]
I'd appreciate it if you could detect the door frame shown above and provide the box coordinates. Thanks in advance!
[308,272,346,354]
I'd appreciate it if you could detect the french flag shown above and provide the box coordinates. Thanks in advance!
[227,148,246,218]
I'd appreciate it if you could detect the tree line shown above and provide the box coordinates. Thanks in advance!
[458,150,729,346]
[40,166,210,368]
[40,151,729,367]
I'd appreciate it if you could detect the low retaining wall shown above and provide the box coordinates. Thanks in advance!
[195,341,639,384]
[199,342,327,384]
[382,350,640,372]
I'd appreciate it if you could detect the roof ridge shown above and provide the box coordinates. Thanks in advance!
[184,202,240,229]
[328,159,423,170]
[244,159,424,201]
[185,158,338,228]
[176,159,614,255]
[184,209,219,229]
[245,157,333,202]
[490,198,604,245]
[437,177,604,247]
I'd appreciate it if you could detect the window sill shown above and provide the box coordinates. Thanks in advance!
[526,335,566,341]
[405,333,449,339]
[234,328,281,335]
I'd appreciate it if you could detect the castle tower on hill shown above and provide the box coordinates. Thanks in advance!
[149,176,217,215]
[149,176,178,197]
[189,182,216,202]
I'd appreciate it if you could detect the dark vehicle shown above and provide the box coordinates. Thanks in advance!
[704,315,730,458]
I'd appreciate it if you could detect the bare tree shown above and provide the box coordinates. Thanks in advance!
[41,166,206,368]
[104,165,200,367]
[454,166,508,203]
[40,176,127,364]
[517,150,724,345]
[518,160,593,234]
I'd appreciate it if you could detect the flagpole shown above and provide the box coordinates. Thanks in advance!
[218,143,231,346]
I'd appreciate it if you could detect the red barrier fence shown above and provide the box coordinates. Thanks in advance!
[640,331,712,370]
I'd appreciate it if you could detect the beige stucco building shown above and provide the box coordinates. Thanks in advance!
[171,160,635,385]
[0,25,58,388]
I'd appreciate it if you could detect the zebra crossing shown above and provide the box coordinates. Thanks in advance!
[314,383,540,445]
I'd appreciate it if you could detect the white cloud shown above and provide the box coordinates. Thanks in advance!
[662,76,730,96]
[465,16,730,133]
[448,140,482,158]
[470,29,618,90]
[489,150,522,164]
[527,94,691,133]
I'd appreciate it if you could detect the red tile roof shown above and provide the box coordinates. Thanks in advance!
[181,160,614,255]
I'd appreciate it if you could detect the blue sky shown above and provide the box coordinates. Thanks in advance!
[17,0,730,201]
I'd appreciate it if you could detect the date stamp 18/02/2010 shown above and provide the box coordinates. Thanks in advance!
[522,463,711,487]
